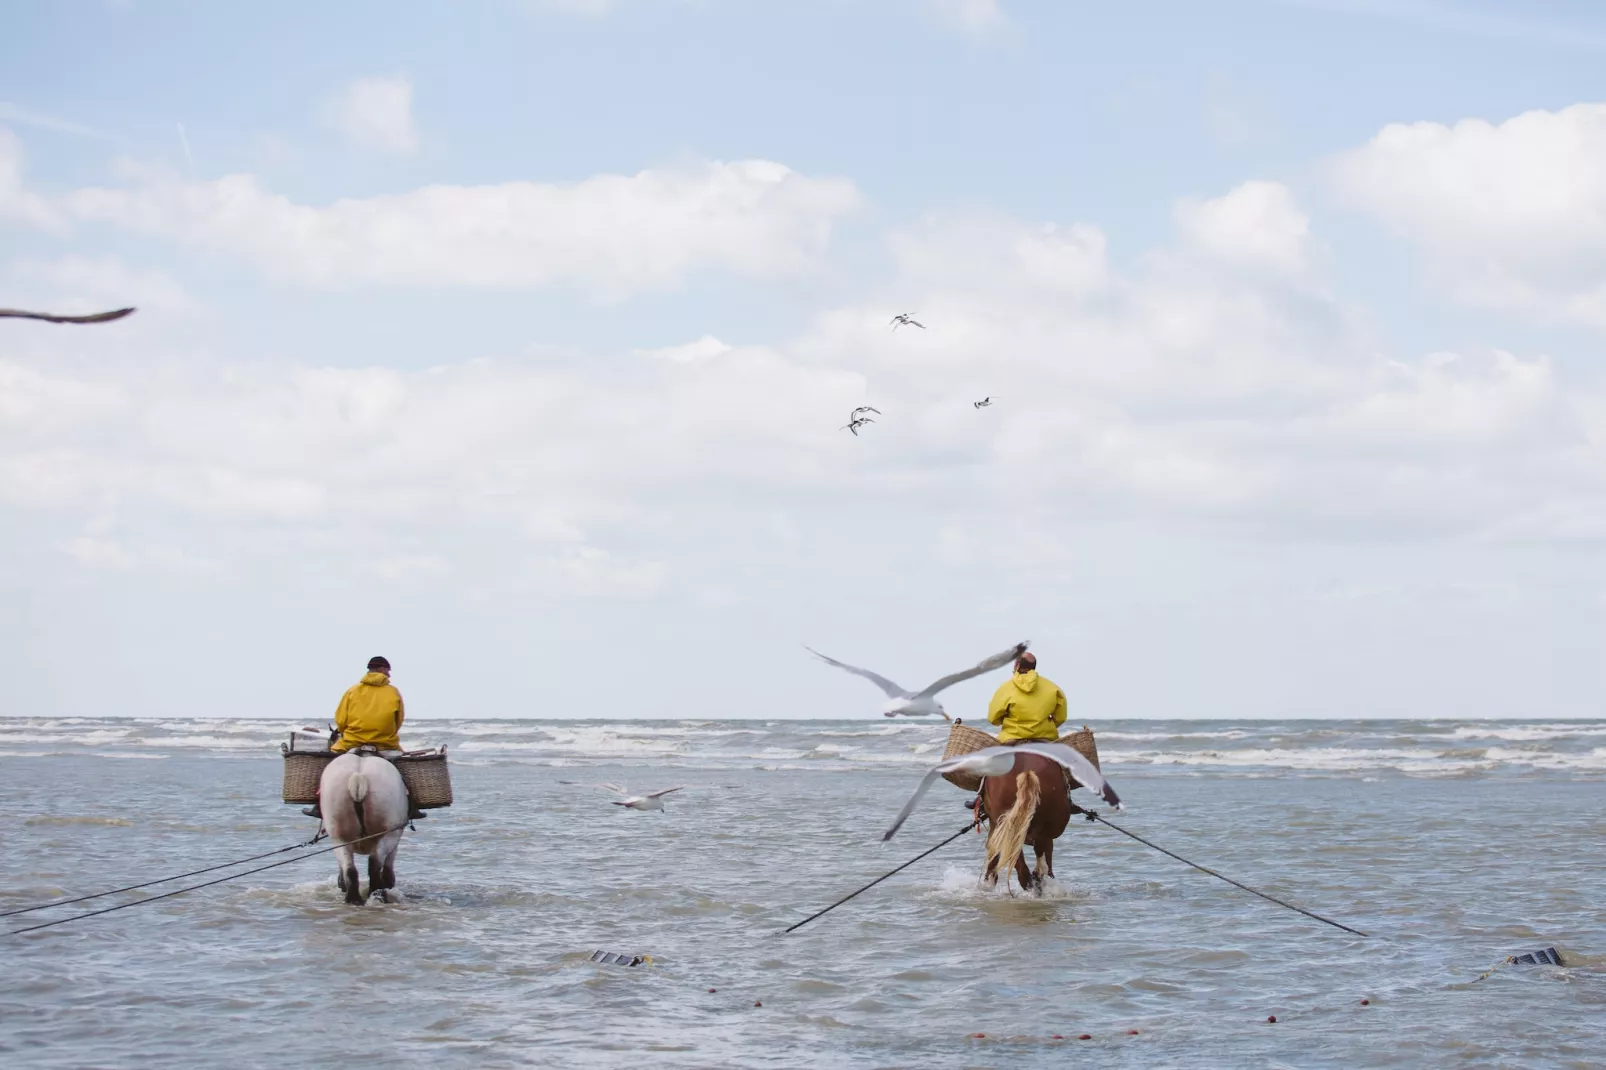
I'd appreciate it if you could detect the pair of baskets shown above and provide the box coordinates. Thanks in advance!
[940,719,1100,791]
[280,743,453,808]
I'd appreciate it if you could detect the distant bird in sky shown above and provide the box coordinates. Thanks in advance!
[842,405,880,436]
[882,742,1122,841]
[0,307,136,325]
[805,640,1029,719]
[598,783,685,812]
[842,416,875,436]
[973,397,996,409]
[889,313,925,331]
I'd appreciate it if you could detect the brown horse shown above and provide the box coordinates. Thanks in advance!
[979,752,1072,893]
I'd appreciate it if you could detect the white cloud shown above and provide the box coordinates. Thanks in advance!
[0,128,63,229]
[634,335,732,362]
[926,0,1006,31]
[323,76,420,155]
[10,176,1606,596]
[1174,180,1318,278]
[0,102,106,139]
[1334,102,1606,326]
[40,157,859,299]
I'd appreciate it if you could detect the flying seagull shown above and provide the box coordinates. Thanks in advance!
[883,742,1122,841]
[805,640,1028,719]
[973,397,996,409]
[0,307,136,325]
[598,783,685,812]
[842,406,880,436]
[889,313,925,331]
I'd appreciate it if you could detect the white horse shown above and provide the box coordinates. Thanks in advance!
[318,750,409,904]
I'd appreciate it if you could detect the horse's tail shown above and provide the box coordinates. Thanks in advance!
[985,770,1040,891]
[347,762,369,839]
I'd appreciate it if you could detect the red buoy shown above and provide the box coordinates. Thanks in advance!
[1360,999,1370,1006]
[971,1033,986,1039]
[1128,1029,1140,1035]
[753,1000,762,1008]
[1267,1015,1278,1023]
[1078,1034,1092,1040]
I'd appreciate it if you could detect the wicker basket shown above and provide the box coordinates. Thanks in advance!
[939,720,1101,792]
[281,746,335,804]
[394,749,453,809]
[279,745,452,808]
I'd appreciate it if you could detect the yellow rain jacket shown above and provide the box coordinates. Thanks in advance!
[987,670,1067,743]
[331,671,405,753]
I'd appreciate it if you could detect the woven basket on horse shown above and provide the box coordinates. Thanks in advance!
[281,747,335,804]
[939,720,1101,792]
[279,740,453,809]
[394,748,453,809]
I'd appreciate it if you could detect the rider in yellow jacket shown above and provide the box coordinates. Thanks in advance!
[986,651,1067,742]
[332,662,405,753]
[304,656,423,819]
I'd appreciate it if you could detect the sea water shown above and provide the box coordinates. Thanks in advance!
[1,717,1602,1067]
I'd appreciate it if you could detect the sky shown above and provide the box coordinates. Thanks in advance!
[5,0,1606,721]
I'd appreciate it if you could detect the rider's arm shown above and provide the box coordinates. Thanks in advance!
[987,695,1009,726]
[1052,688,1068,728]
[333,689,350,738]
[395,691,405,732]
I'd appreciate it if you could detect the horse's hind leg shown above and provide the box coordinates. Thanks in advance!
[1013,851,1035,893]
[368,853,388,903]
[1037,839,1055,881]
[336,846,364,905]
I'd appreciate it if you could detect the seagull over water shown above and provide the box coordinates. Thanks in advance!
[0,307,136,324]
[883,743,1122,841]
[806,641,1028,719]
[598,783,686,811]
[889,313,925,331]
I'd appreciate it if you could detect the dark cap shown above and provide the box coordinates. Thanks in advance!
[367,656,391,672]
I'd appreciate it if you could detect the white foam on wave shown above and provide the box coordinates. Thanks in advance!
[1448,724,1606,742]
[138,734,276,750]
[928,864,1083,902]
[0,729,133,745]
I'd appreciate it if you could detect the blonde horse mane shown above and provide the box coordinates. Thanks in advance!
[984,770,1040,892]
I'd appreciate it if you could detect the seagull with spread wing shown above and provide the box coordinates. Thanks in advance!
[0,307,136,324]
[597,783,685,811]
[889,313,924,330]
[805,641,1028,719]
[882,742,1121,841]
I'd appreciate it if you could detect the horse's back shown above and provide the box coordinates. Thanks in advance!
[983,751,1070,840]
[320,751,408,850]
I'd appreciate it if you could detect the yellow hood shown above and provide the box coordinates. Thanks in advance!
[359,671,391,687]
[1009,670,1039,693]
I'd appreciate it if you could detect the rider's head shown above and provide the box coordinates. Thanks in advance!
[1015,651,1036,675]
[367,656,391,675]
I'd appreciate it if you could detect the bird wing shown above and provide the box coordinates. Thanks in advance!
[909,319,925,328]
[882,768,945,841]
[805,646,910,698]
[1011,742,1121,808]
[596,782,629,795]
[645,786,685,798]
[861,406,881,415]
[0,306,136,324]
[915,640,1030,698]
